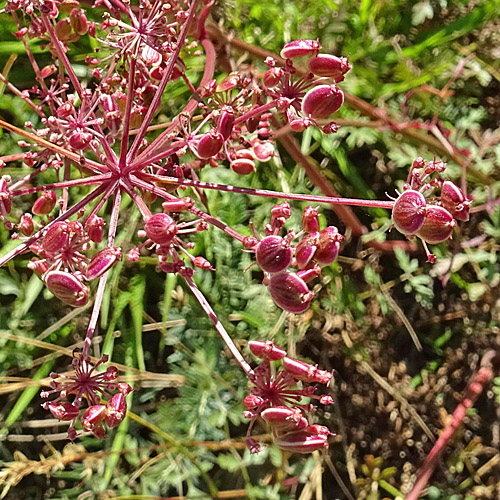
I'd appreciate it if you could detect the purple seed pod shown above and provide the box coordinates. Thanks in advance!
[392,189,427,235]
[273,428,329,454]
[217,108,235,140]
[307,54,352,81]
[252,139,275,162]
[416,205,456,245]
[162,197,195,212]
[46,402,80,421]
[70,8,89,35]
[0,178,11,215]
[268,272,314,314]
[263,67,283,87]
[55,18,72,41]
[68,131,93,151]
[42,221,70,254]
[271,202,292,219]
[280,39,322,59]
[301,85,344,119]
[196,129,224,159]
[314,226,342,266]
[217,72,241,92]
[105,392,127,428]
[45,270,90,307]
[86,246,122,281]
[261,406,308,431]
[295,232,319,269]
[441,180,470,222]
[17,213,34,236]
[81,404,106,432]
[231,157,256,175]
[248,340,287,360]
[144,213,177,245]
[86,215,105,243]
[297,265,322,283]
[255,235,292,273]
[32,190,57,216]
[243,394,265,409]
[283,357,332,385]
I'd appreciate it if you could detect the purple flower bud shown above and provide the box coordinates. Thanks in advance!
[392,189,427,235]
[441,180,470,222]
[273,428,329,453]
[46,402,80,421]
[86,247,122,281]
[268,272,313,314]
[144,213,177,245]
[416,205,456,245]
[104,366,119,381]
[217,108,235,140]
[255,235,292,273]
[45,270,90,307]
[32,190,56,216]
[81,404,106,432]
[307,54,351,81]
[280,39,321,59]
[248,340,287,360]
[295,233,319,269]
[42,221,70,254]
[302,85,344,119]
[315,226,342,266]
[196,129,224,159]
[105,393,127,428]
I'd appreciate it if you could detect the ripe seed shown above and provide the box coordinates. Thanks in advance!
[302,85,344,119]
[268,272,313,314]
[307,54,351,80]
[86,247,122,281]
[32,190,57,216]
[42,221,70,254]
[416,205,456,245]
[441,180,470,221]
[392,190,427,235]
[45,270,90,307]
[144,213,177,245]
[196,129,224,159]
[255,235,292,273]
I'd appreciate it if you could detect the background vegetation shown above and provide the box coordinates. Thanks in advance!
[1,0,500,498]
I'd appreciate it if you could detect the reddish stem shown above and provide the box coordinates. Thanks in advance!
[406,351,497,500]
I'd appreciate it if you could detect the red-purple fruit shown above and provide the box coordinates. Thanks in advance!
[315,226,342,265]
[302,85,344,119]
[45,270,90,307]
[144,213,177,245]
[392,190,427,235]
[280,39,321,59]
[268,272,313,314]
[196,129,224,159]
[255,235,292,273]
[307,54,351,81]
[416,205,456,245]
[248,340,286,360]
[441,180,470,222]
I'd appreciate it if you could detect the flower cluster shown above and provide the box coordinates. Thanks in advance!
[391,157,471,262]
[41,351,132,440]
[248,202,343,313]
[243,341,333,454]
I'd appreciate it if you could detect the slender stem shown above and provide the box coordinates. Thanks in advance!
[135,172,396,209]
[182,273,253,376]
[0,118,107,174]
[130,37,216,169]
[234,100,280,126]
[406,351,497,500]
[127,0,201,162]
[10,173,113,196]
[82,184,121,357]
[129,175,248,242]
[0,182,110,267]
